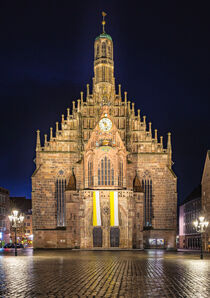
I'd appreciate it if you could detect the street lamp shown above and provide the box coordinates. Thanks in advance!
[193,216,209,259]
[8,210,24,256]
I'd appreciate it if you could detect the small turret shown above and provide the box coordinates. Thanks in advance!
[118,84,121,98]
[149,122,152,136]
[143,116,146,125]
[56,122,59,135]
[61,114,64,123]
[132,103,135,115]
[128,101,131,113]
[80,91,83,105]
[50,127,53,141]
[154,129,158,142]
[72,101,75,111]
[167,132,172,168]
[160,136,163,149]
[124,91,127,104]
[77,99,81,112]
[87,84,90,97]
[137,109,140,121]
[44,134,47,148]
[36,129,41,151]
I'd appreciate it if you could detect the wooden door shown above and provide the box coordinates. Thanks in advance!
[110,227,120,247]
[93,227,102,247]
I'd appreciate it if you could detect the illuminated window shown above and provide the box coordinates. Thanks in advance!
[98,156,114,186]
[108,46,111,58]
[96,45,99,58]
[102,42,106,57]
[56,178,66,227]
[142,179,153,227]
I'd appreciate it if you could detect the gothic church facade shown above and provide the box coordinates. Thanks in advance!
[32,21,177,249]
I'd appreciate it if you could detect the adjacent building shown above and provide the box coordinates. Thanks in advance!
[179,186,201,249]
[201,150,210,251]
[0,187,10,246]
[32,18,177,249]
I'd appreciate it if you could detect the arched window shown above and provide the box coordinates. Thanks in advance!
[102,42,106,57]
[142,179,152,227]
[88,160,93,187]
[118,160,123,187]
[96,45,100,58]
[98,156,114,186]
[108,46,111,58]
[56,177,66,227]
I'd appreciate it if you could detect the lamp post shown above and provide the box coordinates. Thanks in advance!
[8,210,24,256]
[193,216,209,259]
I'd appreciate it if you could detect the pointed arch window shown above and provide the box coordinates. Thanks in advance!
[102,42,106,57]
[98,156,114,186]
[96,45,100,58]
[56,178,66,227]
[142,179,153,227]
[108,46,111,58]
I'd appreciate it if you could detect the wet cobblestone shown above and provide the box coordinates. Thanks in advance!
[0,249,210,297]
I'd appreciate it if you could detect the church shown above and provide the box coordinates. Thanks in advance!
[32,15,177,249]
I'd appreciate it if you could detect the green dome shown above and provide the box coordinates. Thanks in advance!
[95,33,112,41]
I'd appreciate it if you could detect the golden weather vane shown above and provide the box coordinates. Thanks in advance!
[102,11,107,33]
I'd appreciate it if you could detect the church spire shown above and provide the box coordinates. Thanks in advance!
[93,12,115,101]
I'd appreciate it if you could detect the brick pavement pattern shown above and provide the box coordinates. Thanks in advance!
[0,250,210,297]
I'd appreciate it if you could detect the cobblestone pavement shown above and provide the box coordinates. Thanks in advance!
[0,249,210,297]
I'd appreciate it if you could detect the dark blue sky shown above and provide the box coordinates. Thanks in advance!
[0,1,209,203]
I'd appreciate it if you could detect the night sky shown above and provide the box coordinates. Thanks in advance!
[0,1,209,204]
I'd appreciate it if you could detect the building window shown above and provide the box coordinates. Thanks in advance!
[96,45,99,58]
[56,178,66,227]
[102,42,106,57]
[98,156,114,186]
[142,179,153,227]
[118,160,123,187]
[88,160,93,187]
[108,46,111,58]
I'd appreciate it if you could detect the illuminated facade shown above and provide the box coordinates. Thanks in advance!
[201,150,210,251]
[0,187,10,246]
[179,186,201,249]
[32,18,177,249]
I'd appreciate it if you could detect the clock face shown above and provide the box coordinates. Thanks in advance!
[99,118,112,132]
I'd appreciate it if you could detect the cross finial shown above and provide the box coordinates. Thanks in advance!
[102,11,107,33]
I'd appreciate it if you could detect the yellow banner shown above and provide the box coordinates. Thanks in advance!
[93,191,97,226]
[110,191,115,226]
[93,191,101,226]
